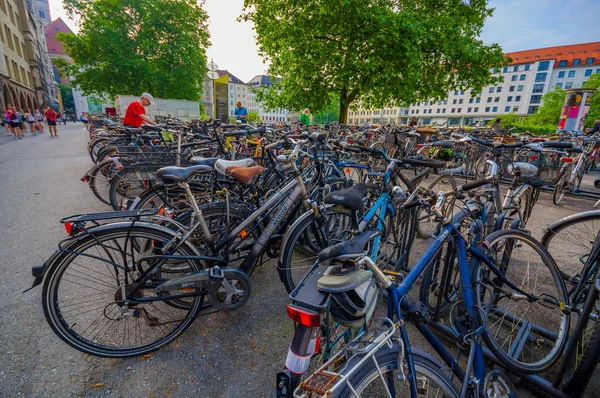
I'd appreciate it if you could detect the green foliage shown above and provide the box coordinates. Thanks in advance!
[246,111,261,124]
[57,0,210,100]
[313,101,340,124]
[59,84,75,112]
[491,112,556,135]
[241,0,507,123]
[528,89,565,126]
[583,74,600,128]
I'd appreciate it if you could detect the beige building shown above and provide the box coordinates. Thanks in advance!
[0,0,55,110]
[347,106,410,126]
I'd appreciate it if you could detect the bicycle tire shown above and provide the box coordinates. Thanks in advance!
[475,229,569,373]
[333,345,458,397]
[562,318,600,397]
[508,184,533,228]
[416,175,456,238]
[42,223,205,357]
[89,158,119,206]
[109,165,158,211]
[553,174,567,205]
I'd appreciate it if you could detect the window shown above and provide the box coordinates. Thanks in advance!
[513,107,519,112]
[597,69,600,74]
[503,66,508,73]
[8,3,13,23]
[492,106,498,112]
[457,108,462,113]
[558,71,565,78]
[485,107,490,112]
[555,83,562,89]
[538,61,550,71]
[469,98,473,104]
[467,107,472,112]
[4,56,9,77]
[411,110,414,114]
[39,9,45,19]
[565,82,573,89]
[487,97,492,103]
[496,87,502,93]
[568,70,575,77]
[513,65,519,72]
[524,64,530,71]
[507,96,513,102]
[493,68,499,73]
[558,60,567,67]
[437,101,442,105]
[459,99,463,104]
[474,107,479,112]
[475,98,481,103]
[517,85,524,91]
[505,106,511,112]
[511,75,517,81]
[454,90,459,96]
[528,106,538,114]
[535,72,547,82]
[530,95,542,104]
[429,109,432,114]
[436,109,440,114]
[520,74,526,81]
[489,87,494,93]
[573,59,580,66]
[585,69,592,77]
[442,109,446,114]
[443,99,448,105]
[11,61,18,82]
[4,25,12,50]
[460,90,465,95]
[451,108,455,113]
[494,97,500,103]
[452,99,457,104]
[532,84,544,93]
[515,96,521,101]
[509,86,515,92]
[14,34,20,56]
[587,58,594,65]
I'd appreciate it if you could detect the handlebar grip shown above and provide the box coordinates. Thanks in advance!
[247,127,265,134]
[430,140,454,149]
[471,137,494,146]
[223,130,249,137]
[402,158,445,169]
[402,200,422,209]
[499,142,524,148]
[451,132,465,139]
[542,142,574,149]
[339,142,364,153]
[416,128,437,134]
[460,178,491,191]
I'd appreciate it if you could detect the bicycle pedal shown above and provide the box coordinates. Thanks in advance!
[209,266,224,280]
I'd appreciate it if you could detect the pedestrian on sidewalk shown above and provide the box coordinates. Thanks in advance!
[80,112,88,126]
[18,109,26,134]
[61,112,67,125]
[34,109,44,133]
[45,107,58,137]
[234,101,248,123]
[299,108,310,127]
[123,93,157,128]
[25,109,37,135]
[9,108,23,139]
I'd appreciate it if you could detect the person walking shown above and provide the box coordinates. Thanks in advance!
[409,117,418,127]
[25,109,36,135]
[61,112,67,125]
[234,101,248,123]
[80,112,88,127]
[299,108,310,127]
[45,107,58,137]
[3,105,11,136]
[34,109,44,133]
[9,108,23,139]
[123,93,157,127]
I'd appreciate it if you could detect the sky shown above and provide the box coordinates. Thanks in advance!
[48,0,600,83]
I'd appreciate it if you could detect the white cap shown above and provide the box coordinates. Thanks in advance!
[141,92,154,105]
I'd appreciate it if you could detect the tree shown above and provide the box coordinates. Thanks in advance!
[528,88,565,126]
[246,111,261,124]
[59,84,75,112]
[583,74,600,128]
[312,101,340,124]
[241,0,507,124]
[57,0,210,100]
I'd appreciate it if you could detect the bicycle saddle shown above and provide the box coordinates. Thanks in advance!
[324,183,379,211]
[318,229,381,264]
[123,127,144,135]
[156,165,213,184]
[190,157,218,167]
[214,158,255,176]
[508,162,538,178]
[229,166,264,184]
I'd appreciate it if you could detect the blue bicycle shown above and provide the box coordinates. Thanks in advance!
[277,175,569,397]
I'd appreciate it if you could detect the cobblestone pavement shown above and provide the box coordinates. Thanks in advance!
[0,124,598,397]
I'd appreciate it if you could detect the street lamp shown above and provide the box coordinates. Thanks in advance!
[206,59,219,119]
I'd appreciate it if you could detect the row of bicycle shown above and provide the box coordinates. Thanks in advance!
[28,119,600,397]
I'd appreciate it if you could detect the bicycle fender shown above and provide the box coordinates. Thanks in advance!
[25,250,61,292]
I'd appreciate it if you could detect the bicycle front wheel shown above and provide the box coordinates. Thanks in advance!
[475,229,569,373]
[42,224,205,357]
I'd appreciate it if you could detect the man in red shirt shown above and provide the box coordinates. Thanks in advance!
[44,106,58,137]
[123,93,158,128]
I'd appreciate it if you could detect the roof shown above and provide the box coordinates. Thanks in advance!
[507,42,600,67]
[44,18,74,55]
[247,74,281,87]
[216,70,245,84]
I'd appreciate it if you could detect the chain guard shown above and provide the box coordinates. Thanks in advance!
[207,267,251,312]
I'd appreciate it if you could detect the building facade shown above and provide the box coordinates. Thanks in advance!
[347,42,600,127]
[0,0,55,111]
[247,74,290,123]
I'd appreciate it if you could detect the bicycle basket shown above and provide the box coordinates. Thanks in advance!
[318,267,378,329]
[116,145,181,168]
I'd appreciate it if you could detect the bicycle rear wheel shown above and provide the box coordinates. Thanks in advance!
[562,317,600,397]
[42,224,205,357]
[475,229,569,373]
[416,175,456,239]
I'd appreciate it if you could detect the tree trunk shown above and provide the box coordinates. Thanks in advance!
[339,89,349,125]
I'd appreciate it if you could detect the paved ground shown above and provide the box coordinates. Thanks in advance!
[0,123,599,397]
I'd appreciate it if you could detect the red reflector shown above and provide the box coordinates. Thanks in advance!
[286,305,320,327]
[561,157,573,163]
[64,222,74,236]
[417,144,424,149]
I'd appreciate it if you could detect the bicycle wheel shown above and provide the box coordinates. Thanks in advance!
[419,239,461,315]
[553,173,567,205]
[562,318,600,397]
[416,175,457,239]
[377,200,416,272]
[42,223,205,357]
[505,184,533,228]
[278,209,354,293]
[541,210,600,287]
[109,166,158,211]
[89,158,119,206]
[475,229,569,373]
[334,346,458,397]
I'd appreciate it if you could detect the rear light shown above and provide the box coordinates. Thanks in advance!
[64,222,75,236]
[80,175,90,182]
[286,305,320,327]
[528,156,538,161]
[561,157,573,163]
[417,144,424,149]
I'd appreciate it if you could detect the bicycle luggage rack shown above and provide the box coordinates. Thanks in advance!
[294,318,397,398]
[60,208,160,224]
